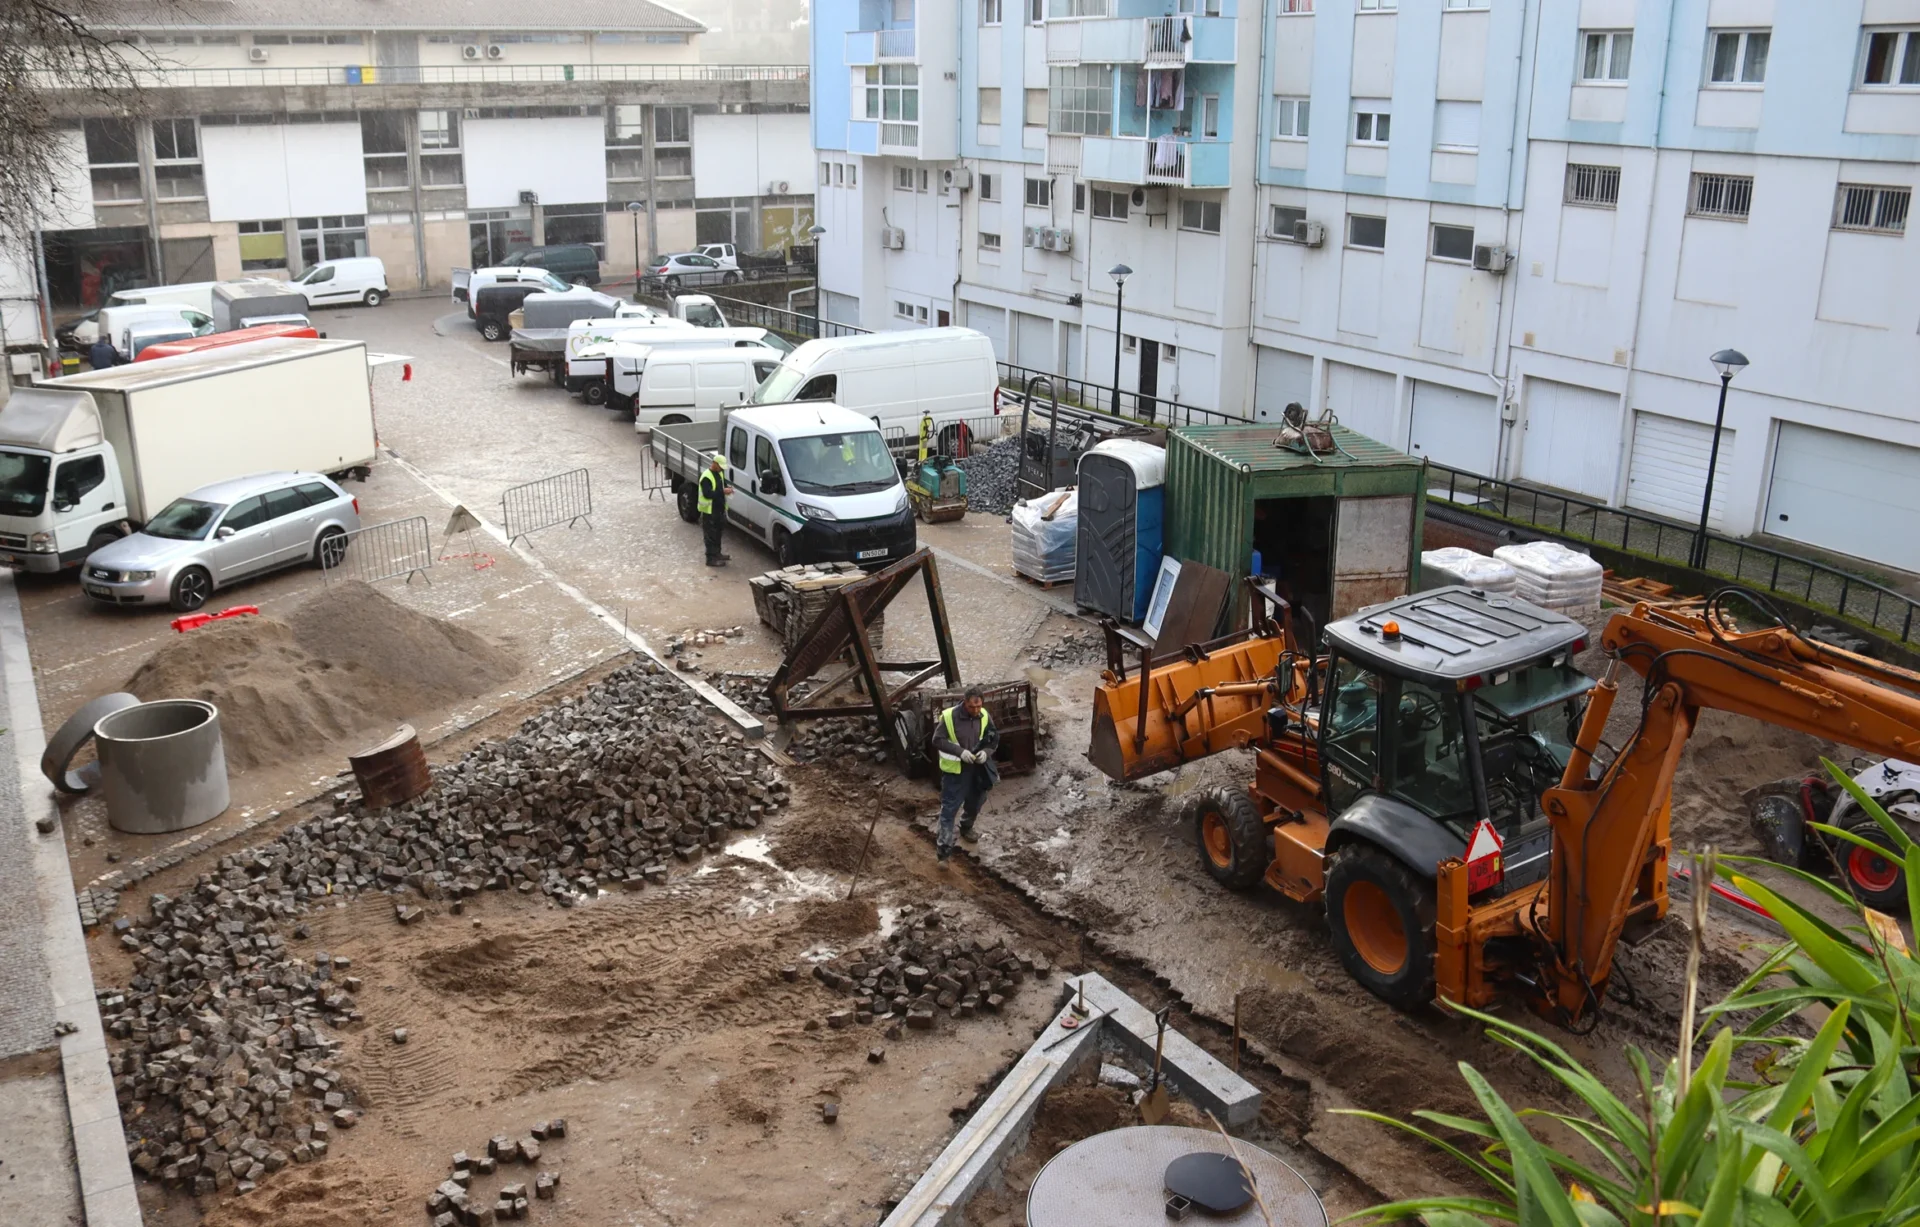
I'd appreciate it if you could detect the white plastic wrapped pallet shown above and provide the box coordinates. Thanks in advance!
[1420,547,1519,594]
[1493,541,1603,614]
[1012,489,1078,584]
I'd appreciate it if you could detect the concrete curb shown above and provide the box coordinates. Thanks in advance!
[0,572,144,1225]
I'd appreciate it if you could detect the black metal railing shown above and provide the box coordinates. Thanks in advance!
[705,295,870,342]
[1426,463,1920,646]
[994,362,1252,428]
[631,263,817,297]
[43,63,809,89]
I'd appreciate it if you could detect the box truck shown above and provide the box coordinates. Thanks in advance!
[212,280,312,332]
[0,337,377,571]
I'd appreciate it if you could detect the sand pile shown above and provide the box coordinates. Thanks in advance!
[124,581,520,771]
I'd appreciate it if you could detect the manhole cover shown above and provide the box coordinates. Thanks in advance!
[1026,1125,1325,1226]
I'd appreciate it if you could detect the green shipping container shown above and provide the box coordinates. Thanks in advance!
[1165,423,1427,632]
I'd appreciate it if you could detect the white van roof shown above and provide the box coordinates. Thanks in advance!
[785,326,990,361]
[731,402,879,439]
[639,346,769,364]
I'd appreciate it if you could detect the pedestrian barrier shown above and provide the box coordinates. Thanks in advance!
[638,447,674,500]
[320,515,434,585]
[501,469,593,545]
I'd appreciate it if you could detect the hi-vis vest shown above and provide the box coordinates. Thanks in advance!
[697,466,721,515]
[938,705,992,774]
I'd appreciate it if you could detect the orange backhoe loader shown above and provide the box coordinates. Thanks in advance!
[1091,582,1920,1024]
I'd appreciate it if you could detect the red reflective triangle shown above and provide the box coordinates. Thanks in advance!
[1465,819,1504,863]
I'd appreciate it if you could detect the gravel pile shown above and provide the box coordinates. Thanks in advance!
[804,904,1049,1033]
[955,433,1029,516]
[1029,629,1107,670]
[713,673,893,765]
[104,658,788,1197]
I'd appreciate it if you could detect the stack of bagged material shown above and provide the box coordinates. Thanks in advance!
[1493,540,1603,617]
[1012,489,1078,585]
[1421,547,1519,595]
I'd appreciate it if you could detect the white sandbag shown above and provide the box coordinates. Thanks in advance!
[1421,547,1519,593]
[1012,489,1078,584]
[1493,540,1604,584]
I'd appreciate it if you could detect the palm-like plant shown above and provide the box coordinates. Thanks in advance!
[1340,759,1920,1226]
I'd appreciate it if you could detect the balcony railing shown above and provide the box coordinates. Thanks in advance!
[1145,17,1185,60]
[1145,138,1187,184]
[879,27,917,58]
[1046,134,1082,173]
[37,63,809,88]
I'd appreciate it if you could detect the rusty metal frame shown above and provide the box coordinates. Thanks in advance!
[765,549,962,765]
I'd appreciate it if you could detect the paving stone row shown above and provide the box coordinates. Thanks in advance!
[801,905,1050,1035]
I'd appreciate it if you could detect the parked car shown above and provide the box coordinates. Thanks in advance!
[81,470,361,612]
[474,282,588,342]
[695,243,739,270]
[502,245,603,286]
[652,253,735,288]
[292,257,388,308]
[454,267,570,311]
[99,303,214,359]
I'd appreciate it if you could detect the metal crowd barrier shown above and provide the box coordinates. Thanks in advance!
[501,469,594,545]
[319,515,434,585]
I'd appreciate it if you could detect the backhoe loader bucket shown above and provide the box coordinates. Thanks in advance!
[1090,629,1292,781]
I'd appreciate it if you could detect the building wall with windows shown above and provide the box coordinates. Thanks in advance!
[33,8,809,307]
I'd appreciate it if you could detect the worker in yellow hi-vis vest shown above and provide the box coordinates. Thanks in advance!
[929,687,1000,864]
[697,453,733,567]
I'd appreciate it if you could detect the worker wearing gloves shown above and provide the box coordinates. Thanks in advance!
[697,453,732,568]
[931,687,1000,864]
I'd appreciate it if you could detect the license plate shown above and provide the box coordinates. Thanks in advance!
[83,584,111,599]
[0,554,15,565]
[856,548,889,560]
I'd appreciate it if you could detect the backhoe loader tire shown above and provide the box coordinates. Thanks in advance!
[1325,843,1436,1011]
[1195,789,1269,892]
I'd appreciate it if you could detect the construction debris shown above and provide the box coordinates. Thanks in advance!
[104,658,787,1196]
[807,904,1046,1030]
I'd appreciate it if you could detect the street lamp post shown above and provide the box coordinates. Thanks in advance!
[625,200,645,301]
[1690,347,1750,570]
[807,223,827,340]
[1108,263,1131,417]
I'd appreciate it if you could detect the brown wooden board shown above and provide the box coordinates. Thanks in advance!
[1152,561,1233,654]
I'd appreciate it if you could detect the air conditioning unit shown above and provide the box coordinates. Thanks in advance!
[1292,219,1327,247]
[486,43,505,59]
[461,44,482,60]
[519,190,539,205]
[880,226,906,250]
[1472,243,1511,274]
[248,46,270,63]
[942,166,974,191]
[1129,186,1169,216]
[767,179,791,195]
[1046,227,1074,253]
[1023,225,1043,248]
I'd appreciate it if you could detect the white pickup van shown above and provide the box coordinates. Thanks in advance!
[624,347,784,431]
[751,328,1000,441]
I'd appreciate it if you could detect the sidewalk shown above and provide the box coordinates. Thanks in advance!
[0,572,140,1225]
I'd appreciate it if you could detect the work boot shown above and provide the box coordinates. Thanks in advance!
[717,552,732,561]
[936,845,951,864]
[959,822,977,843]
[705,558,727,568]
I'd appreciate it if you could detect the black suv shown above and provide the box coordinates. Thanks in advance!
[502,245,602,286]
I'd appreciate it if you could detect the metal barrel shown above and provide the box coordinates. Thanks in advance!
[348,725,431,809]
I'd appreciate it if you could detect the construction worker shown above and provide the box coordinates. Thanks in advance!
[930,686,999,864]
[697,452,732,567]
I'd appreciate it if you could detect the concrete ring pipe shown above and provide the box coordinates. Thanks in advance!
[94,699,230,834]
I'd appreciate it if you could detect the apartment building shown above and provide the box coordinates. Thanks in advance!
[30,1,814,307]
[813,0,1920,573]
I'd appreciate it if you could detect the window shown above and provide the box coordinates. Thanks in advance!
[981,0,1002,22]
[608,104,644,147]
[261,488,306,522]
[1200,95,1220,139]
[237,220,288,271]
[1278,0,1312,10]
[361,112,408,192]
[1564,163,1620,208]
[1179,197,1221,233]
[821,160,832,185]
[53,456,105,506]
[1430,223,1474,262]
[833,163,845,186]
[980,173,996,200]
[1049,65,1113,136]
[155,165,207,200]
[1581,30,1633,81]
[919,168,931,191]
[1708,29,1769,84]
[729,427,749,469]
[221,496,267,534]
[297,215,368,265]
[979,87,1002,124]
[655,105,691,145]
[1273,96,1310,139]
[1347,214,1386,249]
[896,299,921,319]
[1270,203,1305,237]
[980,231,1002,251]
[1861,29,1920,87]
[1047,0,1110,16]
[1025,88,1048,126]
[1353,106,1390,144]
[1834,183,1911,234]
[864,65,920,146]
[896,166,915,190]
[420,109,460,149]
[1092,187,1128,220]
[1025,177,1050,207]
[848,162,858,187]
[1433,101,1480,151]
[1124,334,1137,353]
[152,118,197,162]
[1358,0,1394,8]
[1444,0,1489,8]
[1689,171,1753,220]
[544,204,605,254]
[84,118,139,204]
[1073,182,1086,211]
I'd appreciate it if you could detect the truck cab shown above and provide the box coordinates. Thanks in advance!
[0,388,128,571]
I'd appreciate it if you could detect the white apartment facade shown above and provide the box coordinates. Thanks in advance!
[814,0,1920,575]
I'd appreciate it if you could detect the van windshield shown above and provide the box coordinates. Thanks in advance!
[779,431,899,496]
[144,498,223,541]
[752,331,795,355]
[684,303,723,327]
[753,363,807,404]
[0,451,51,517]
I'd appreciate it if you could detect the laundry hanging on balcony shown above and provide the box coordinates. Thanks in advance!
[1152,133,1180,170]
[1144,67,1184,112]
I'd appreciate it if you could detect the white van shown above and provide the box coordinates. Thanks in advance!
[568,323,794,398]
[292,257,388,308]
[750,327,1000,438]
[455,266,570,312]
[102,303,214,359]
[108,281,219,317]
[624,347,784,431]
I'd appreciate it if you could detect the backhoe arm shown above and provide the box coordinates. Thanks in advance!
[1537,598,1920,1017]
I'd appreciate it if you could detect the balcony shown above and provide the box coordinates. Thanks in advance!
[1046,134,1082,174]
[845,26,917,65]
[1079,135,1228,187]
[1047,16,1235,65]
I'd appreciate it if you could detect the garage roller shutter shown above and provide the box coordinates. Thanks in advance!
[1409,382,1498,475]
[1626,411,1731,527]
[1324,362,1396,445]
[1766,424,1920,572]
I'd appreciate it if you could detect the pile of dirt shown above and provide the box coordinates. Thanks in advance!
[772,803,880,873]
[124,581,520,771]
[1669,711,1834,857]
[800,897,880,940]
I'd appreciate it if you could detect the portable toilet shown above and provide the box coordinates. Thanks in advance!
[1074,438,1167,622]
